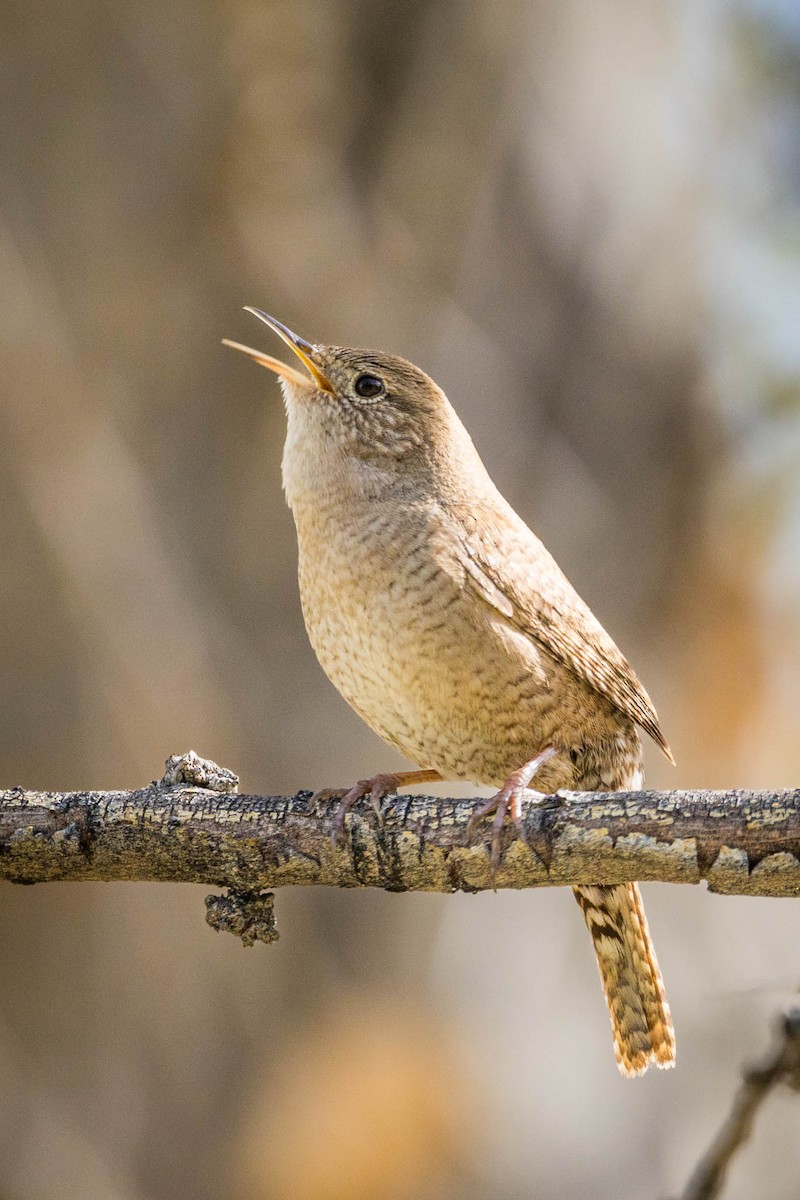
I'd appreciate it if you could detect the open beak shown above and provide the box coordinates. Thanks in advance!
[222,309,333,392]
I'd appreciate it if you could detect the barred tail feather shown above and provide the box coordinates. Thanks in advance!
[573,882,675,1076]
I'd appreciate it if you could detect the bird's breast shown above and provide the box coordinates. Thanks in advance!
[289,494,609,786]
[293,496,471,745]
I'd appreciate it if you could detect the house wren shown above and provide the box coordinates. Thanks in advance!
[224,309,676,1076]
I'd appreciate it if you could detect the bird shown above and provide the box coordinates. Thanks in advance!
[223,309,676,1076]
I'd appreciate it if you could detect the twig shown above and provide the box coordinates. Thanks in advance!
[679,1009,800,1200]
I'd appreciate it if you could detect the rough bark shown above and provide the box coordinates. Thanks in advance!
[2,753,799,902]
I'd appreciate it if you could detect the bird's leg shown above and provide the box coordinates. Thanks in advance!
[314,769,443,845]
[466,747,560,870]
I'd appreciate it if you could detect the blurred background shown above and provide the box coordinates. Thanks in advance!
[1,0,800,1196]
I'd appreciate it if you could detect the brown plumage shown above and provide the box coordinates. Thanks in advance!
[224,310,676,1076]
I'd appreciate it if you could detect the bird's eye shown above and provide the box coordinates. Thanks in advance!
[354,373,385,399]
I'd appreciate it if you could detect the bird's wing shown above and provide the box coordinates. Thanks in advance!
[443,501,673,760]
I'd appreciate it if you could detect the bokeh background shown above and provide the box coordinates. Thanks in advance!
[2,1,800,1197]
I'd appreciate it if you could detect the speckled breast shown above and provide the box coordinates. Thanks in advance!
[290,495,641,792]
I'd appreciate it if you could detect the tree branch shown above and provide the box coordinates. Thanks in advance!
[2,753,799,907]
[678,1009,800,1200]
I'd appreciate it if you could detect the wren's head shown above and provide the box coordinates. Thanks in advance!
[223,309,488,508]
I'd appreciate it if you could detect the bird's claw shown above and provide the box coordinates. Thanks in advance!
[465,747,559,878]
[466,785,531,875]
[314,768,443,846]
[313,773,401,846]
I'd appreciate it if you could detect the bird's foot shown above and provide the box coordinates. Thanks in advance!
[313,769,442,845]
[466,747,560,873]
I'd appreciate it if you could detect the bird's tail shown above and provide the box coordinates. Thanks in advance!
[573,882,675,1076]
